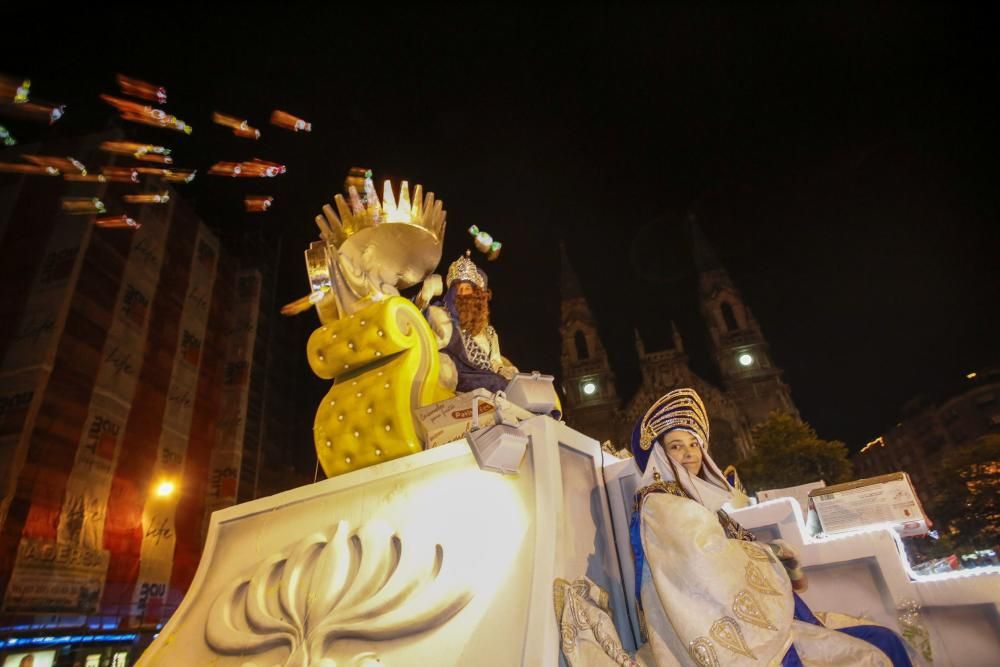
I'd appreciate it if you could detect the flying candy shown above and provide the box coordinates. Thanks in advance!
[162,169,197,183]
[22,155,87,175]
[0,162,59,176]
[0,124,15,146]
[468,225,502,261]
[270,109,311,132]
[100,94,192,134]
[96,214,140,230]
[213,112,261,139]
[0,76,30,104]
[62,197,106,215]
[208,158,285,178]
[208,161,242,177]
[100,166,140,183]
[1,75,63,123]
[64,174,108,183]
[132,167,195,183]
[123,192,170,204]
[244,195,273,212]
[99,141,172,162]
[0,101,64,124]
[280,293,324,316]
[116,74,166,105]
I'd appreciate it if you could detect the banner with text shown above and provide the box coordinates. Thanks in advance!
[131,225,218,620]
[4,199,172,614]
[204,270,262,522]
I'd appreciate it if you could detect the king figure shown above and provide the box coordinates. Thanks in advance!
[426,252,519,393]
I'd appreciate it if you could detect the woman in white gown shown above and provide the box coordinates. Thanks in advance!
[627,388,913,667]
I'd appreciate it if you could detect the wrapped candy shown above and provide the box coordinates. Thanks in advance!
[244,158,285,177]
[280,294,318,316]
[896,599,933,663]
[208,161,242,177]
[244,195,273,212]
[0,124,15,146]
[100,141,171,161]
[22,155,86,175]
[468,225,503,260]
[0,76,31,104]
[0,162,59,176]
[213,111,261,139]
[100,94,192,134]
[162,169,196,183]
[1,78,64,124]
[101,166,140,183]
[62,197,106,215]
[96,214,140,229]
[133,167,196,183]
[64,174,108,183]
[123,192,170,204]
[116,74,166,104]
[209,159,285,178]
[270,109,311,132]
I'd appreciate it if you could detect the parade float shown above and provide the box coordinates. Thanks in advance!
[137,172,1000,667]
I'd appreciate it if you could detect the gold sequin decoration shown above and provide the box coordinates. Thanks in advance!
[632,480,687,513]
[710,616,756,660]
[745,561,782,596]
[688,637,720,667]
[739,540,773,561]
[734,590,777,631]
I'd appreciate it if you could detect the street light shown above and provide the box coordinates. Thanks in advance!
[155,480,176,498]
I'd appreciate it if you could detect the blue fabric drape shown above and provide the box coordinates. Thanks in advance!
[793,593,912,667]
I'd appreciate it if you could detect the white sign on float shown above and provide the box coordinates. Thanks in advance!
[809,472,929,537]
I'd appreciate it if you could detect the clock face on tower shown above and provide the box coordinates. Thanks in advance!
[582,380,598,396]
[738,353,754,367]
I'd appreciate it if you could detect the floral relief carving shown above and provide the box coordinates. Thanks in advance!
[205,519,473,666]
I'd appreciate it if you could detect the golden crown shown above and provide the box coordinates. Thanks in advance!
[317,171,447,249]
[638,388,710,450]
[446,251,485,289]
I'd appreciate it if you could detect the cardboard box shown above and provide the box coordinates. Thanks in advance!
[414,388,535,449]
[808,472,928,538]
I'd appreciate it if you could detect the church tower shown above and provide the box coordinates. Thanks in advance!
[691,216,799,427]
[559,242,620,446]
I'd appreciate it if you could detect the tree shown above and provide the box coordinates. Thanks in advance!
[927,433,1000,551]
[736,411,853,492]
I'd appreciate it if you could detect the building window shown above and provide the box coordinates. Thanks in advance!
[721,302,739,332]
[575,330,589,360]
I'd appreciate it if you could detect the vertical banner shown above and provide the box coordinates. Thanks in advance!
[3,198,172,614]
[131,226,218,620]
[0,213,92,529]
[204,270,262,520]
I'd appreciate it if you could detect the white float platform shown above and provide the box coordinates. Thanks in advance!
[604,456,1000,667]
[139,418,999,666]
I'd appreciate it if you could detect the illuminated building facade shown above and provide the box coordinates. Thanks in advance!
[0,131,301,662]
[853,367,1000,494]
[560,220,799,469]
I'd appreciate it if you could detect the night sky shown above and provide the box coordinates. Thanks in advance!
[4,5,998,451]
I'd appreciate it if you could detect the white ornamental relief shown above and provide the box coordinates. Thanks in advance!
[205,519,473,666]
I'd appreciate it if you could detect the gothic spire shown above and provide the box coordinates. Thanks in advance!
[560,240,584,300]
[688,213,725,273]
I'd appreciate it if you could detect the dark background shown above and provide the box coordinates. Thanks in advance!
[4,4,998,451]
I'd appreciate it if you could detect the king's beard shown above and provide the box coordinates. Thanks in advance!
[455,294,490,335]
